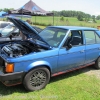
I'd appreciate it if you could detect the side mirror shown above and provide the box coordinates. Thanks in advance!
[67,43,72,48]
[65,43,72,50]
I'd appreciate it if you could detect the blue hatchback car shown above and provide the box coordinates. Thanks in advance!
[0,17,100,91]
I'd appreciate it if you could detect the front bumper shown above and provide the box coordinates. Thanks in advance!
[0,71,26,86]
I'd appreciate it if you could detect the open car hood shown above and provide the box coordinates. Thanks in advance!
[8,17,51,49]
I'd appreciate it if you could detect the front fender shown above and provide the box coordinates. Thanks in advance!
[25,61,51,72]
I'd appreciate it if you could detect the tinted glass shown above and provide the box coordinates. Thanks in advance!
[95,33,100,43]
[84,31,96,44]
[39,27,68,47]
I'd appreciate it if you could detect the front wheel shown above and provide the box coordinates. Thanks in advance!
[95,57,100,69]
[23,67,50,91]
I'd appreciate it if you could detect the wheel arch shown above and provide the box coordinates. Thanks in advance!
[25,61,52,75]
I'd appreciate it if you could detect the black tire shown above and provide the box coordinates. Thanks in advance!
[95,57,100,69]
[23,67,50,91]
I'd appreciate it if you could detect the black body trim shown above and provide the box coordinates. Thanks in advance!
[0,71,25,81]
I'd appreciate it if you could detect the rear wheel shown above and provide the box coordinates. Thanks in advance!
[95,57,100,69]
[23,67,50,91]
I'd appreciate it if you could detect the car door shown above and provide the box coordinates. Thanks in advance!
[84,30,100,64]
[57,30,85,72]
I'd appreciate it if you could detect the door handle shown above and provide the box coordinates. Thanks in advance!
[80,50,84,53]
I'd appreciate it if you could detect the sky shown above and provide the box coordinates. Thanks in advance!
[0,0,100,15]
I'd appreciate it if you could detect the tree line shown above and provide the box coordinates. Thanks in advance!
[0,8,14,12]
[1,8,100,21]
[53,10,100,22]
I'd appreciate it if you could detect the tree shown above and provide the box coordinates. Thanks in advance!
[77,14,83,21]
[92,15,95,19]
[0,8,14,12]
[60,16,64,21]
[0,9,3,11]
[92,15,96,23]
[52,10,92,18]
[96,15,100,20]
[84,14,91,22]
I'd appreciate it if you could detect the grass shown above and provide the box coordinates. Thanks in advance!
[29,16,100,28]
[1,16,100,28]
[0,66,100,100]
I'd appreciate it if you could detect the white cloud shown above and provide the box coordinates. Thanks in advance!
[93,12,100,16]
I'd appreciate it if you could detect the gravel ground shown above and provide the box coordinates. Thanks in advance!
[80,65,100,79]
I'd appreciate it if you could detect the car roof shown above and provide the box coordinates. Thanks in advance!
[48,26,98,31]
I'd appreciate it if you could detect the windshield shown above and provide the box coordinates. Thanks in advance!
[39,27,68,47]
[1,24,15,36]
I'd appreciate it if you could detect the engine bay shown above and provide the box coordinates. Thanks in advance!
[1,41,48,57]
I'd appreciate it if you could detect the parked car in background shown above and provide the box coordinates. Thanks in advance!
[0,23,21,42]
[0,23,43,42]
[0,17,100,91]
[0,21,12,32]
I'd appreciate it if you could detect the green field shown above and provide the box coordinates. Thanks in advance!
[1,16,100,28]
[29,16,100,28]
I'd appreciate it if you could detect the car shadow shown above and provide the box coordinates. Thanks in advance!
[0,65,97,95]
[0,83,27,96]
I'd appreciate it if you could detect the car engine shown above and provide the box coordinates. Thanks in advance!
[2,43,28,57]
[1,40,48,58]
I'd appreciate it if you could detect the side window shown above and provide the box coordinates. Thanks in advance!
[84,31,96,44]
[63,30,83,47]
[95,33,100,43]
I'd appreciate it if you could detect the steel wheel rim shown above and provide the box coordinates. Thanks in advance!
[30,70,46,87]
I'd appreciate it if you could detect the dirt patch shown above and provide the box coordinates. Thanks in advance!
[80,65,100,79]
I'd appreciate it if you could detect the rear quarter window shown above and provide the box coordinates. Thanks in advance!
[84,31,96,44]
[84,30,100,44]
[95,31,100,43]
[96,30,100,37]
